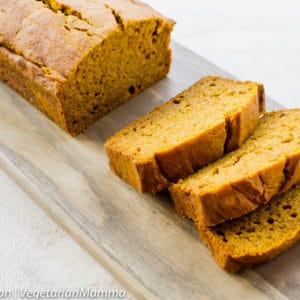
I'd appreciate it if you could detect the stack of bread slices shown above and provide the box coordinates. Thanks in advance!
[105,75,300,272]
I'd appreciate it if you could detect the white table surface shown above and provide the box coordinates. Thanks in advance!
[1,0,299,298]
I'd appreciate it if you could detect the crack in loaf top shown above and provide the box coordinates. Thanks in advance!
[0,0,171,80]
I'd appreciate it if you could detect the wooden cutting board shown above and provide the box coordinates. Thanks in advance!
[0,41,298,300]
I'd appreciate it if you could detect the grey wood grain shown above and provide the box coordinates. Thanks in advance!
[0,41,297,300]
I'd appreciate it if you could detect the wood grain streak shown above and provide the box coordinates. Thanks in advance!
[0,41,297,300]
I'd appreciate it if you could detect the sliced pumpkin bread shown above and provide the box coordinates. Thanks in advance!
[169,109,300,226]
[105,76,265,192]
[197,182,300,272]
[0,0,174,135]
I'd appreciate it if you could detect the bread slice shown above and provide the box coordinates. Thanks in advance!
[0,0,174,135]
[197,183,300,272]
[169,109,300,226]
[105,76,265,192]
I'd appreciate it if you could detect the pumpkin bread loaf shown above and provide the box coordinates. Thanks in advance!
[197,182,300,272]
[105,76,265,192]
[0,0,174,135]
[169,109,300,226]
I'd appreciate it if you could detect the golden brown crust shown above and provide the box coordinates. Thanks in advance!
[242,81,266,114]
[0,0,174,135]
[225,89,262,152]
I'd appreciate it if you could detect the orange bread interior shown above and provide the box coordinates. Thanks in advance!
[105,76,265,192]
[170,109,300,226]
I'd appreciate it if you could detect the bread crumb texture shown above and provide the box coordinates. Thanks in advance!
[105,76,265,192]
[197,183,300,272]
[0,0,174,135]
[170,109,300,226]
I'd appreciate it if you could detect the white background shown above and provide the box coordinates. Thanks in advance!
[149,0,300,108]
[1,0,299,297]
